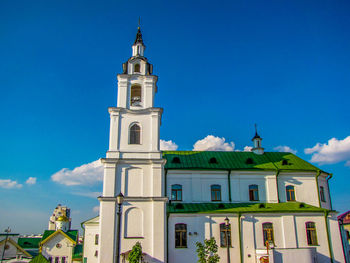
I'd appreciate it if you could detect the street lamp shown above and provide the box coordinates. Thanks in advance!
[115,192,124,263]
[224,217,231,263]
[1,227,11,263]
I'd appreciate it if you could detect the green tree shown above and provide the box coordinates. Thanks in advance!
[196,237,220,263]
[128,242,143,263]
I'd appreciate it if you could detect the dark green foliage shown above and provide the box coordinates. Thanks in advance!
[196,237,220,263]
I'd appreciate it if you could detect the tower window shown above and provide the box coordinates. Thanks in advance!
[320,186,326,202]
[134,64,140,73]
[211,185,221,201]
[129,124,141,144]
[286,185,296,201]
[249,184,259,201]
[130,85,142,106]
[306,222,318,245]
[171,184,182,201]
[263,223,274,246]
[175,224,187,248]
[220,223,232,247]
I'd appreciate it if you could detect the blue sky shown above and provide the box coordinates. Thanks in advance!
[1,0,350,234]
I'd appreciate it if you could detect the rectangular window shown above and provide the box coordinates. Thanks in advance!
[175,224,187,248]
[306,222,318,245]
[286,185,296,201]
[95,234,99,245]
[211,185,221,201]
[171,185,182,201]
[61,257,66,263]
[55,257,59,263]
[320,186,326,202]
[220,223,232,247]
[49,257,52,263]
[249,185,259,201]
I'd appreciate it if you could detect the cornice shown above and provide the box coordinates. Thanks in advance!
[98,196,168,202]
[108,107,163,115]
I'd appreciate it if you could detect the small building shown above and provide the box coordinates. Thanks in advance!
[0,233,32,262]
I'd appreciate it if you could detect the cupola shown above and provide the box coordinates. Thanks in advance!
[55,215,70,232]
[252,124,264,155]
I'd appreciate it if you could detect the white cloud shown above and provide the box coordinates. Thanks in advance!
[243,146,253,152]
[304,136,350,165]
[0,179,23,189]
[193,135,235,151]
[274,145,297,154]
[93,206,100,213]
[51,160,104,186]
[26,177,37,185]
[160,139,178,150]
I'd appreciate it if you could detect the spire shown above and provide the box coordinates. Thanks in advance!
[252,123,261,141]
[134,27,144,46]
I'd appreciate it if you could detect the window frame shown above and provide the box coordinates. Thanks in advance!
[171,184,183,201]
[95,234,99,245]
[305,222,318,246]
[134,64,141,73]
[249,184,259,201]
[211,185,222,201]
[129,123,141,145]
[320,186,326,202]
[262,222,274,246]
[220,223,232,247]
[286,185,296,201]
[175,223,187,248]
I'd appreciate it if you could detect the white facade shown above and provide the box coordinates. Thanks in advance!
[90,27,345,263]
[41,232,76,263]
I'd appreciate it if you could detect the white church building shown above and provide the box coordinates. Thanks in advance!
[82,27,345,263]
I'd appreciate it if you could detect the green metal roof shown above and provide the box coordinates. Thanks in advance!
[29,254,49,263]
[163,151,322,172]
[41,230,78,243]
[73,244,83,259]
[18,237,41,249]
[167,202,328,214]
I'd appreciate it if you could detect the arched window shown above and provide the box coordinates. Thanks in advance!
[211,185,221,201]
[220,223,231,247]
[130,85,142,106]
[306,222,318,245]
[129,123,141,144]
[175,224,187,248]
[134,64,140,73]
[320,186,326,202]
[262,223,274,246]
[171,184,182,201]
[286,185,295,201]
[94,234,99,245]
[249,185,259,201]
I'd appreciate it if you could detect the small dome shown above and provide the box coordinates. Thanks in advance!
[57,215,69,222]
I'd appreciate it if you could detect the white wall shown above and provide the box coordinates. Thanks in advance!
[83,222,99,263]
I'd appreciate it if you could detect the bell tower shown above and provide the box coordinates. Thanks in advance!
[98,27,167,263]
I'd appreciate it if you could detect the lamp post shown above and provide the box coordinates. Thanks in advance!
[115,192,124,263]
[1,227,11,263]
[224,217,231,263]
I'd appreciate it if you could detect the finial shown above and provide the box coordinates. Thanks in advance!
[252,123,261,141]
[255,123,257,135]
[138,17,141,29]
